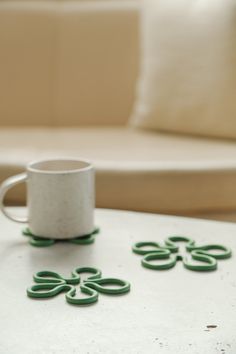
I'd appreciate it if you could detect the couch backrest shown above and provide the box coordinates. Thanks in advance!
[0,1,139,126]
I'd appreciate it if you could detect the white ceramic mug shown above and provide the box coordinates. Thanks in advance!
[0,158,95,239]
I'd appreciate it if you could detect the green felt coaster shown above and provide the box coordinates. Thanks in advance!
[22,227,100,247]
[132,236,232,272]
[27,266,131,306]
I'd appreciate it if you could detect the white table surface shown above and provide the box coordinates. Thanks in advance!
[0,208,236,354]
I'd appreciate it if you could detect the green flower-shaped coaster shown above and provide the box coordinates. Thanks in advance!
[22,227,100,247]
[133,236,232,271]
[27,266,130,305]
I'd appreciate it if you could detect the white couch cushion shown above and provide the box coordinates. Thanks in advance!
[0,1,139,126]
[1,127,236,215]
[131,0,236,139]
[0,1,55,126]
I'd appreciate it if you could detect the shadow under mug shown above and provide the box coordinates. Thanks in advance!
[0,158,95,239]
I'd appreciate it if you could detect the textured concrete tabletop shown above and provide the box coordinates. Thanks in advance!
[0,208,236,354]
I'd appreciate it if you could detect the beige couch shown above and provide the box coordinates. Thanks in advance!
[1,0,236,221]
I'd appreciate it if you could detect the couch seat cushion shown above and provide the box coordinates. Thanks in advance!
[1,127,236,215]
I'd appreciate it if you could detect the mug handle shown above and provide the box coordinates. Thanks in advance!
[0,173,28,223]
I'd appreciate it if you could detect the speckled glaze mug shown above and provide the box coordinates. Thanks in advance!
[0,158,95,239]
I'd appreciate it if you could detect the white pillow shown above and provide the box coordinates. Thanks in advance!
[130,0,236,139]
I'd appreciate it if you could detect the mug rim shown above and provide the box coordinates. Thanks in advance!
[27,158,93,174]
